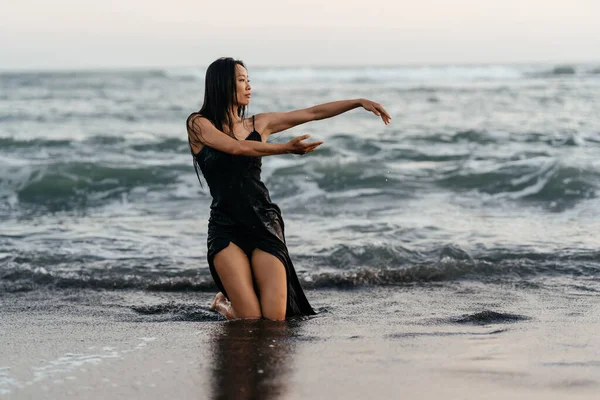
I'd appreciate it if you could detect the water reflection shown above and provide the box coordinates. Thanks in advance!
[209,319,300,400]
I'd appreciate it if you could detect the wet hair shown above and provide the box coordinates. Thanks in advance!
[187,57,248,143]
[186,57,248,185]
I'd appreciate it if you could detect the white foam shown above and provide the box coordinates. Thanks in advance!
[0,337,159,396]
[160,65,542,85]
[267,65,540,83]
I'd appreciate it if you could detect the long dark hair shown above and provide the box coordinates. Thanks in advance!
[186,57,248,185]
[187,57,248,142]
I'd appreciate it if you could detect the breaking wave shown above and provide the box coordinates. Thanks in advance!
[2,245,598,293]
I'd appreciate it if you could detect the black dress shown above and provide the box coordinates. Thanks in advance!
[187,114,316,318]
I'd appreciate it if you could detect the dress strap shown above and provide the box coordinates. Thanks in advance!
[252,115,255,132]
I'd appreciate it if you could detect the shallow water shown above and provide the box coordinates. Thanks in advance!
[1,284,599,399]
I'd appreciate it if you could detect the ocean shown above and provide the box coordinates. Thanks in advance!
[1,63,599,293]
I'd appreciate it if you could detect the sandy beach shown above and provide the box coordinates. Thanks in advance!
[1,283,599,399]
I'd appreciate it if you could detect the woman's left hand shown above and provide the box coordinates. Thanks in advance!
[360,99,391,125]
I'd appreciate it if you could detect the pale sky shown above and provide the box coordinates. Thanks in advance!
[1,0,599,70]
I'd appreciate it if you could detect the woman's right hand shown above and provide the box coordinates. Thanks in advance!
[286,134,324,155]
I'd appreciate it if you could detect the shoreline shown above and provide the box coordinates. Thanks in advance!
[1,283,599,399]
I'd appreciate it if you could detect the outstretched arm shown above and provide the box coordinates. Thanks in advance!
[188,116,323,157]
[260,98,392,137]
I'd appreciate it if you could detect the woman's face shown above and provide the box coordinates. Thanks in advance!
[235,64,251,106]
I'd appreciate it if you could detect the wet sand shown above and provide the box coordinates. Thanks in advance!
[1,283,599,399]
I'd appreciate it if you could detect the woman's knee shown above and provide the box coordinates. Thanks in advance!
[234,304,262,319]
[260,291,287,321]
[262,309,286,321]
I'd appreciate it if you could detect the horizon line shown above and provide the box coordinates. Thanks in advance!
[1,59,599,74]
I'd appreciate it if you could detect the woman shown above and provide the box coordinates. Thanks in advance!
[187,57,391,321]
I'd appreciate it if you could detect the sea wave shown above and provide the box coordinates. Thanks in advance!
[437,160,599,207]
[3,64,597,85]
[414,130,597,147]
[160,64,599,84]
[0,160,191,211]
[2,133,598,212]
[2,246,598,293]
[0,136,189,152]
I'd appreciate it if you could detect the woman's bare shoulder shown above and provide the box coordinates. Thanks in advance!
[251,113,270,134]
[188,114,217,132]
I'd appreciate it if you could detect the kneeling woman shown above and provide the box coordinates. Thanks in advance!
[186,57,391,321]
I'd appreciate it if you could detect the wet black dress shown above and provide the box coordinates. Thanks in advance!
[187,114,315,318]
